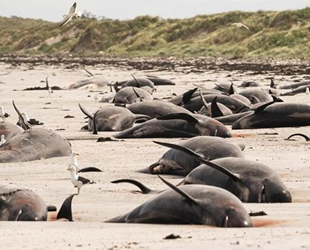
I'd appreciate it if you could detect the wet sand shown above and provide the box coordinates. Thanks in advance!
[0,60,310,250]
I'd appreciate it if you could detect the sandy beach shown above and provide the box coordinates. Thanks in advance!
[0,59,310,250]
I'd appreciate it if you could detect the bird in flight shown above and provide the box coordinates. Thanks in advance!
[60,2,80,27]
[231,22,250,31]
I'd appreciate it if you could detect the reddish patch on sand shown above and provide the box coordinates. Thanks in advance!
[232,133,255,138]
[48,212,57,221]
[253,218,286,227]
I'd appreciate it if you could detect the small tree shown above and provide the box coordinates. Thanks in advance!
[81,11,105,20]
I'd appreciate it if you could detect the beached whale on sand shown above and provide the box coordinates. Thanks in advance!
[155,141,292,203]
[0,127,72,163]
[114,141,292,203]
[0,102,72,163]
[0,185,76,221]
[232,102,310,129]
[0,185,47,221]
[79,104,150,132]
[127,100,192,119]
[68,76,110,90]
[113,113,231,138]
[182,157,292,203]
[113,87,153,105]
[145,136,244,176]
[183,94,249,113]
[107,177,252,227]
[0,121,23,140]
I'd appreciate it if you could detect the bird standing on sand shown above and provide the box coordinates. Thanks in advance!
[231,22,250,30]
[0,135,6,146]
[0,107,9,122]
[67,165,95,194]
[306,87,310,97]
[60,2,81,27]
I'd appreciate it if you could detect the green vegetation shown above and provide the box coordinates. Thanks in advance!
[1,8,310,58]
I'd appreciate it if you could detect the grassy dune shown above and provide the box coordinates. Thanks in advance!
[1,8,310,58]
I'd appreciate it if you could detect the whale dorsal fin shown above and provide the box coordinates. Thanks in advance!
[111,179,152,194]
[254,101,275,114]
[92,110,99,135]
[132,87,143,101]
[158,176,198,206]
[228,81,235,95]
[78,103,93,119]
[211,96,224,118]
[57,194,76,221]
[131,74,142,88]
[182,88,198,104]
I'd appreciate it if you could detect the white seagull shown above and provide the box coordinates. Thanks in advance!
[0,135,6,146]
[68,153,102,173]
[69,152,80,172]
[169,88,177,96]
[231,22,250,31]
[306,87,310,96]
[21,112,31,123]
[12,101,32,132]
[0,107,9,122]
[60,2,80,27]
[17,112,32,131]
[17,111,43,128]
[67,165,95,194]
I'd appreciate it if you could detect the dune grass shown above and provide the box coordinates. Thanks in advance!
[1,8,310,58]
